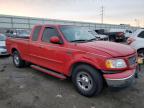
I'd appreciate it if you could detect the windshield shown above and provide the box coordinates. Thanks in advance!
[60,26,96,42]
[0,34,6,41]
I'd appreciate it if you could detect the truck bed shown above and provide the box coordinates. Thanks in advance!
[6,37,30,60]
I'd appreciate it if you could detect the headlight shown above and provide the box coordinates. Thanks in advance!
[105,59,127,69]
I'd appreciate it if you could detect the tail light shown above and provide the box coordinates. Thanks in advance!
[127,37,136,45]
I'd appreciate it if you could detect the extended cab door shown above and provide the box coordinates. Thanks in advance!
[29,26,42,64]
[38,26,71,74]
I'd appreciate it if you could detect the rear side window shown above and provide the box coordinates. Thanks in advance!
[32,26,42,41]
[42,27,58,42]
[138,31,144,38]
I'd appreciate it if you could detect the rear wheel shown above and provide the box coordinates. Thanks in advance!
[72,64,103,97]
[13,51,25,68]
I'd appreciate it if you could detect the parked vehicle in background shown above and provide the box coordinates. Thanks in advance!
[89,31,109,41]
[125,30,133,39]
[107,31,125,42]
[5,30,14,37]
[0,33,8,56]
[6,29,30,38]
[109,29,133,39]
[127,29,144,58]
[6,24,137,97]
[95,29,125,42]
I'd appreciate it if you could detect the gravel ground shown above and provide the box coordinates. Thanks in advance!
[0,56,144,108]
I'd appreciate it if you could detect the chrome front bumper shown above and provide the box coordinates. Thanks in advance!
[103,69,136,87]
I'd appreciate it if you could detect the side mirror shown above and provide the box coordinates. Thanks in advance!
[50,36,61,44]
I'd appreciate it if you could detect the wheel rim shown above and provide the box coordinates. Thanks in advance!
[14,53,20,65]
[76,71,93,91]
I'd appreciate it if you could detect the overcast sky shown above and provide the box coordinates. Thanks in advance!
[0,0,144,26]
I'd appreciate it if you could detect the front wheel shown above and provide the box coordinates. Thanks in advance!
[72,65,103,97]
[13,51,25,68]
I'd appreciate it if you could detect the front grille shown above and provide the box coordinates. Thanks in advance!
[128,56,137,66]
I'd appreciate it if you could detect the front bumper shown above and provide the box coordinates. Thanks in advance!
[103,69,136,87]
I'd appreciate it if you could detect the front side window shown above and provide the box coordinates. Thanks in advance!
[42,27,59,42]
[60,26,96,42]
[138,31,144,38]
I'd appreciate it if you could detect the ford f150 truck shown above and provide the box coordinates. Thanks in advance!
[6,25,137,97]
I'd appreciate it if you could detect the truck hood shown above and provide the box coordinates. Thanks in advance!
[78,41,135,57]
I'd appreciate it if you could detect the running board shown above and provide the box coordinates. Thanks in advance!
[31,65,66,80]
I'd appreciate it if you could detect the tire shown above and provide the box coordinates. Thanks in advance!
[12,51,25,68]
[72,64,103,97]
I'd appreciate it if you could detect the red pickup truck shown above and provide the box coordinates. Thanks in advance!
[6,25,137,97]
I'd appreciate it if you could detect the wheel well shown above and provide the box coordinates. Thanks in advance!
[70,62,102,77]
[70,62,107,86]
[11,48,18,54]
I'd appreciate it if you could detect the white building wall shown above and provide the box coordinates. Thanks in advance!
[0,14,139,31]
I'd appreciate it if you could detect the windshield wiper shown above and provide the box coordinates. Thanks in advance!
[87,38,97,42]
[70,39,88,43]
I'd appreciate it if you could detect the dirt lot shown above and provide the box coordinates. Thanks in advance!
[0,56,144,108]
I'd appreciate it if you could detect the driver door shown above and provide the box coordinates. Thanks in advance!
[38,27,71,73]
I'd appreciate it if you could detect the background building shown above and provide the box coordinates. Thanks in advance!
[0,14,139,33]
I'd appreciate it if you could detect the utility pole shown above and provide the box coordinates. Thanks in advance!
[97,0,104,24]
[101,6,104,24]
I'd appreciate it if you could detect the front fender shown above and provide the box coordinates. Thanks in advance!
[66,54,106,76]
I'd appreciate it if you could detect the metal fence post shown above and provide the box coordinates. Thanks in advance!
[28,18,31,29]
[11,17,14,29]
